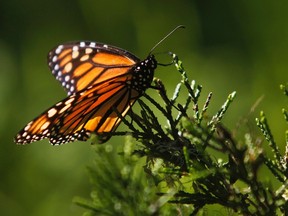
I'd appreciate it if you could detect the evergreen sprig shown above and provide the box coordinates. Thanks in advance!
[75,55,288,215]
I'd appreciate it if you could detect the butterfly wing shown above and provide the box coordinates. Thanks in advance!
[15,41,157,145]
[14,79,140,145]
[48,42,140,95]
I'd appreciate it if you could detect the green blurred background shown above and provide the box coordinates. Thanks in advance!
[0,0,287,215]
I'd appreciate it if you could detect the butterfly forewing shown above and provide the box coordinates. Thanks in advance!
[48,42,140,95]
[15,81,137,144]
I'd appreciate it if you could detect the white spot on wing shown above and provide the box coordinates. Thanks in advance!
[55,45,63,54]
[48,108,57,118]
[72,46,79,51]
[24,124,31,131]
[65,75,70,82]
[56,101,63,106]
[64,63,73,73]
[72,51,79,59]
[40,121,50,130]
[80,54,89,61]
[42,129,49,135]
[90,42,96,47]
[85,48,93,54]
[65,97,75,105]
[52,56,57,62]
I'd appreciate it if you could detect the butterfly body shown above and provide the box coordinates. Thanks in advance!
[15,41,157,145]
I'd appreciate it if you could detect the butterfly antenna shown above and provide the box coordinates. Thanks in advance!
[149,25,185,55]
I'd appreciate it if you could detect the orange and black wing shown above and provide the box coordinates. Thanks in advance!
[14,79,140,145]
[48,41,140,95]
[15,41,157,145]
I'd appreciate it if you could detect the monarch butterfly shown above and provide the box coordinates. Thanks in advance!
[14,26,184,145]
